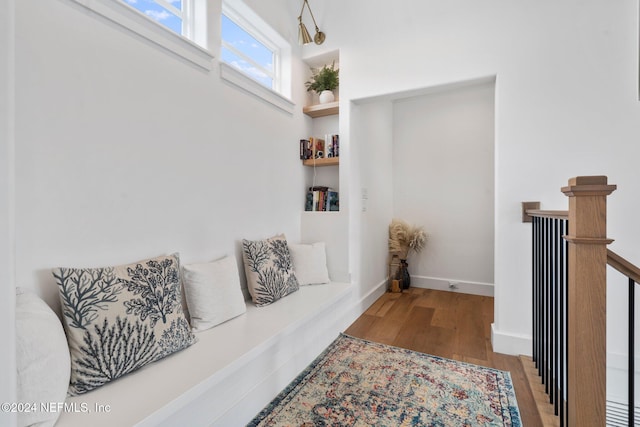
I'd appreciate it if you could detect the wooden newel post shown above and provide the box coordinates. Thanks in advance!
[562,176,616,427]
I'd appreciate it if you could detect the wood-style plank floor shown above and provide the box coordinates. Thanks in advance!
[345,287,543,426]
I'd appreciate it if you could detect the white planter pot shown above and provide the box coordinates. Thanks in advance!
[319,90,335,104]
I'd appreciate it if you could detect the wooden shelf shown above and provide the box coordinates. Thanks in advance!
[302,157,339,167]
[303,102,339,118]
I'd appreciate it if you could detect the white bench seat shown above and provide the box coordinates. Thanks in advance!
[55,282,355,427]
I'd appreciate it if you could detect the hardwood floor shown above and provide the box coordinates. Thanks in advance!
[345,287,543,426]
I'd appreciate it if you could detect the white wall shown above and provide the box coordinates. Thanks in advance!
[0,0,17,423]
[349,100,394,300]
[311,0,640,356]
[392,82,495,293]
[13,0,309,312]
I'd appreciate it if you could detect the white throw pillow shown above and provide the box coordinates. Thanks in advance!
[182,255,247,332]
[288,242,330,285]
[16,288,70,427]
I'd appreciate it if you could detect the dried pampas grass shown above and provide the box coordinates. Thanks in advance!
[388,218,427,259]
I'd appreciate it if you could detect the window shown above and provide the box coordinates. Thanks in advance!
[122,0,188,37]
[220,0,293,110]
[221,14,275,90]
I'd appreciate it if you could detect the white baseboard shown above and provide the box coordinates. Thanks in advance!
[341,279,387,326]
[410,275,494,297]
[358,279,388,312]
[491,323,532,356]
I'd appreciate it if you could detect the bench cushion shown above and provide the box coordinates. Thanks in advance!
[54,282,354,427]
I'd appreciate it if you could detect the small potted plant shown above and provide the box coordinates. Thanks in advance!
[305,62,339,104]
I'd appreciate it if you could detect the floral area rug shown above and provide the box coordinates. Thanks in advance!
[248,334,522,427]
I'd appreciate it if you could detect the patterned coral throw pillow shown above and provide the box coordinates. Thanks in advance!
[242,235,300,307]
[53,253,196,395]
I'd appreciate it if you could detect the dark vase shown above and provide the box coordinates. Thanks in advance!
[396,259,411,290]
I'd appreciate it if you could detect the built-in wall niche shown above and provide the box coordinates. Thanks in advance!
[348,75,496,300]
[303,49,340,107]
[391,78,496,294]
[301,49,340,212]
[299,49,349,282]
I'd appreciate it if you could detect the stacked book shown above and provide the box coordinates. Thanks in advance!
[300,134,339,160]
[305,186,339,212]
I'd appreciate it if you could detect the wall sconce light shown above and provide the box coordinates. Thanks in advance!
[298,0,325,45]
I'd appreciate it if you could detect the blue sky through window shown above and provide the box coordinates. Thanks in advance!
[221,14,275,89]
[123,0,183,35]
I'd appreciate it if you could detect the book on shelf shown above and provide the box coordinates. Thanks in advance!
[299,135,339,161]
[305,186,339,212]
[299,139,309,159]
[326,189,339,211]
[325,134,340,158]
[300,139,314,160]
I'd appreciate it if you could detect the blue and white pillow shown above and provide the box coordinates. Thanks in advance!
[53,253,196,395]
[242,235,299,307]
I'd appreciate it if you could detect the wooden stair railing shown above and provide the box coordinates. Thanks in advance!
[523,176,617,427]
[523,215,640,427]
[607,249,640,284]
[606,249,640,427]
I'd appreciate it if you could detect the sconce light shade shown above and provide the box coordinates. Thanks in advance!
[298,20,312,45]
[298,0,325,45]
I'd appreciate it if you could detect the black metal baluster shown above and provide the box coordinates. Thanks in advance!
[546,217,551,394]
[539,216,544,378]
[538,217,544,378]
[533,216,538,368]
[552,218,558,410]
[541,218,546,382]
[630,277,635,427]
[559,219,565,427]
[549,218,555,404]
[565,228,569,426]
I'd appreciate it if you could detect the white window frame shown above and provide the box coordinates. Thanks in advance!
[221,13,277,92]
[69,0,213,70]
[129,0,191,39]
[220,0,293,113]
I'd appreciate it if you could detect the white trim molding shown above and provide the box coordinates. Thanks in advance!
[410,275,494,297]
[69,0,214,70]
[491,324,532,356]
[220,63,295,114]
[353,279,387,318]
